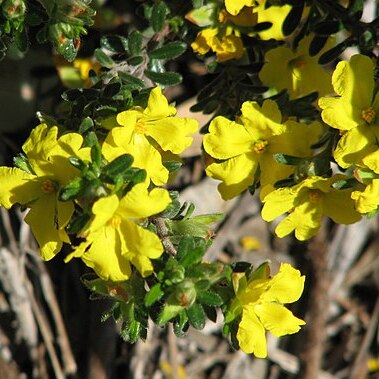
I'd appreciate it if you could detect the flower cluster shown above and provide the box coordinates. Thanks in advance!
[203,53,378,240]
[189,0,291,62]
[0,87,197,281]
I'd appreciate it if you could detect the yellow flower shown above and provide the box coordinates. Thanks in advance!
[191,27,244,62]
[0,124,87,259]
[231,263,305,358]
[259,36,333,98]
[65,183,171,282]
[351,179,379,214]
[319,54,379,170]
[203,99,322,200]
[102,87,198,186]
[224,0,256,16]
[261,175,361,240]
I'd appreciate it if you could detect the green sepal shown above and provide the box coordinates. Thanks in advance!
[13,153,33,174]
[158,304,184,325]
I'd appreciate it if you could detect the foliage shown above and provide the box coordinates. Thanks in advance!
[1,0,379,361]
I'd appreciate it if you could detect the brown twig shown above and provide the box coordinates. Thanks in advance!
[150,216,177,256]
[300,224,330,379]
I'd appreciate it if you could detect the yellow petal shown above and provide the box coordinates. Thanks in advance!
[146,117,198,154]
[332,54,374,110]
[351,180,379,214]
[322,188,361,224]
[0,167,41,208]
[88,195,119,233]
[275,201,322,240]
[119,183,171,219]
[119,220,163,277]
[240,100,284,137]
[263,263,305,304]
[225,0,256,16]
[333,124,377,168]
[203,117,252,159]
[237,304,267,357]
[363,150,379,174]
[261,187,297,222]
[255,303,305,337]
[80,227,132,281]
[205,152,258,200]
[24,194,63,260]
[145,87,176,119]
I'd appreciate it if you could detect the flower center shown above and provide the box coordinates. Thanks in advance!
[41,180,56,194]
[362,107,376,124]
[289,55,307,70]
[308,189,322,203]
[134,121,146,134]
[253,140,268,154]
[110,215,121,229]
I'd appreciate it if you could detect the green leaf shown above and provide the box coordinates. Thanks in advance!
[61,39,77,62]
[100,35,128,53]
[119,72,146,90]
[59,177,84,201]
[282,3,304,36]
[173,311,189,337]
[102,82,122,98]
[149,42,187,60]
[313,20,341,36]
[163,160,182,174]
[67,213,90,234]
[309,35,329,56]
[94,48,114,68]
[128,56,144,66]
[128,30,143,56]
[151,1,168,32]
[14,27,28,52]
[196,291,223,306]
[103,154,134,179]
[176,237,207,268]
[145,283,164,306]
[318,41,349,65]
[91,143,102,168]
[273,153,306,166]
[186,303,206,330]
[144,70,182,86]
[79,117,94,133]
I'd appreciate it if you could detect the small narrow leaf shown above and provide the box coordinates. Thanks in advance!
[149,42,187,60]
[94,48,114,68]
[128,30,143,56]
[186,303,206,330]
[145,283,164,306]
[152,1,168,32]
[144,70,182,86]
